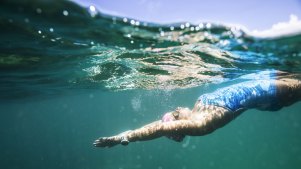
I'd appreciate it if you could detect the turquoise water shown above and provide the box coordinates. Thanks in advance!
[1,0,301,169]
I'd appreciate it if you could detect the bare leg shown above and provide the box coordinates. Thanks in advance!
[275,78,301,107]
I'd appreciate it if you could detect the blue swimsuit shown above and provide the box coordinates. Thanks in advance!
[198,71,281,112]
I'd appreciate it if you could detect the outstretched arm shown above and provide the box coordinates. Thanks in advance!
[94,106,238,148]
[93,120,204,148]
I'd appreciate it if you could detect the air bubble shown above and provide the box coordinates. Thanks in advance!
[63,10,69,16]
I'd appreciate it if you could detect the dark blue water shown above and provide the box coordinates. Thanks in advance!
[1,0,301,169]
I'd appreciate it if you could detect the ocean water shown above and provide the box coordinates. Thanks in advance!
[1,0,301,169]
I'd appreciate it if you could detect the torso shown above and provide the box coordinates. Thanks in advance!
[197,79,282,112]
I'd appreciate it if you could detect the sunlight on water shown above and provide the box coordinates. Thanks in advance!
[1,0,300,96]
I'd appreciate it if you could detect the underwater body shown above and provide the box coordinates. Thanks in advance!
[1,0,301,168]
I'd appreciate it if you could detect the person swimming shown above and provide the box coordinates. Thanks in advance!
[93,70,301,148]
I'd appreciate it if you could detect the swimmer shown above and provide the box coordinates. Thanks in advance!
[93,71,301,148]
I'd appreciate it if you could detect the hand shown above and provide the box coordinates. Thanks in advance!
[93,136,121,148]
[93,130,131,148]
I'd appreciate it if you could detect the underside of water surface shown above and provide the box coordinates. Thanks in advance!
[1,0,301,100]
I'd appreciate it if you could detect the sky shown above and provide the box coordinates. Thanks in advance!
[73,0,301,36]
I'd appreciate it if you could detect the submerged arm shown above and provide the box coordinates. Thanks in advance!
[93,120,203,148]
[94,106,239,148]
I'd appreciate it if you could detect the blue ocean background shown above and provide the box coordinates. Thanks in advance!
[1,1,301,169]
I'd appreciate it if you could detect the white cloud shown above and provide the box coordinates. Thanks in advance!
[250,14,301,38]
